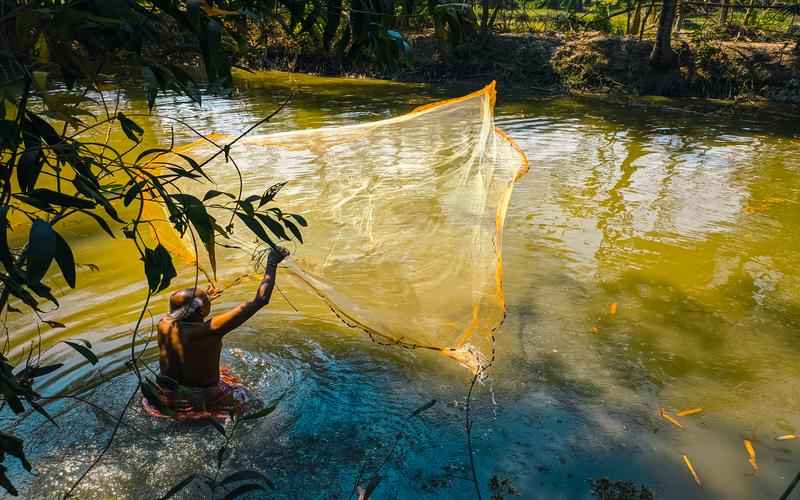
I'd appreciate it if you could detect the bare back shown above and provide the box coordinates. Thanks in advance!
[158,318,223,387]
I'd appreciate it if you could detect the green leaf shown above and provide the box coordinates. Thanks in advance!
[362,474,382,499]
[158,474,196,500]
[258,181,287,207]
[117,111,144,143]
[222,483,264,500]
[289,213,307,227]
[135,147,172,165]
[142,244,177,292]
[74,175,122,223]
[141,379,175,416]
[78,209,115,238]
[282,218,303,244]
[203,190,235,201]
[220,470,275,490]
[241,395,283,421]
[16,148,44,192]
[29,399,59,428]
[409,399,437,418]
[0,431,32,472]
[235,213,274,248]
[53,229,76,288]
[143,67,159,110]
[26,220,56,283]
[18,188,96,209]
[63,340,98,365]
[123,181,144,207]
[256,213,289,241]
[0,207,13,268]
[19,363,63,378]
[207,417,226,436]
[171,194,216,277]
[24,112,60,146]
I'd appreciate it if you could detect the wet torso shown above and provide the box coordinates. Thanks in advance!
[158,317,222,387]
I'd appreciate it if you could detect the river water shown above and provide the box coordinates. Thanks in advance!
[4,72,800,499]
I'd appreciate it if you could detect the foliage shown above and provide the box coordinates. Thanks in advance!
[0,0,305,496]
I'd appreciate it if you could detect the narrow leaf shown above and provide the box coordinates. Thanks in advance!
[53,229,76,288]
[158,474,197,500]
[26,220,56,283]
[409,399,437,418]
[222,483,264,500]
[63,340,98,365]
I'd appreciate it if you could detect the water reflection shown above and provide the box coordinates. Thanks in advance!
[4,72,800,499]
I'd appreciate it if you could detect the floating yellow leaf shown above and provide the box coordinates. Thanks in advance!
[683,455,701,486]
[776,435,798,441]
[744,440,758,472]
[610,303,618,316]
[676,408,703,417]
[591,325,599,334]
[660,408,684,429]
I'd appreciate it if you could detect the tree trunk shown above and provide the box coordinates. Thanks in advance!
[744,0,757,24]
[650,0,677,69]
[630,0,643,35]
[674,0,684,31]
[639,0,654,39]
[626,0,633,34]
[323,0,343,50]
[480,0,491,36]
[720,0,730,24]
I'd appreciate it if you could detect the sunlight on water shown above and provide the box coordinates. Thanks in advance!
[4,71,800,499]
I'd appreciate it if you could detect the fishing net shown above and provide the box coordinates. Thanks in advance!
[146,82,528,372]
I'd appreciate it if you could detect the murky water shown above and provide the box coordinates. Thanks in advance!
[4,72,800,499]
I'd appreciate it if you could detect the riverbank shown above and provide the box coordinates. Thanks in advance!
[244,31,800,103]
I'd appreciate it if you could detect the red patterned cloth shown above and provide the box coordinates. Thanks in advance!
[143,366,256,422]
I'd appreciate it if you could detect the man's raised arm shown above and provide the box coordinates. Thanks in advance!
[207,247,289,336]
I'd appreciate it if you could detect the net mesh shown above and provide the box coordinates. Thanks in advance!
[146,82,528,372]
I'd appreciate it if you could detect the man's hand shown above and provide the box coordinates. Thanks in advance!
[206,284,224,302]
[267,246,290,267]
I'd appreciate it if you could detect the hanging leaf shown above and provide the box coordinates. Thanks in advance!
[288,213,307,227]
[141,379,174,416]
[258,181,287,208]
[43,320,66,329]
[78,209,115,238]
[16,148,43,192]
[142,244,177,293]
[409,399,437,418]
[123,181,144,207]
[158,474,197,500]
[362,475,382,499]
[207,417,226,437]
[220,470,275,490]
[19,363,63,378]
[222,483,264,500]
[117,112,144,143]
[29,400,59,428]
[18,189,96,209]
[282,218,303,243]
[63,341,98,365]
[0,431,32,472]
[204,190,235,201]
[256,213,289,241]
[53,230,76,288]
[241,395,284,421]
[171,194,216,277]
[235,213,274,248]
[26,220,56,283]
